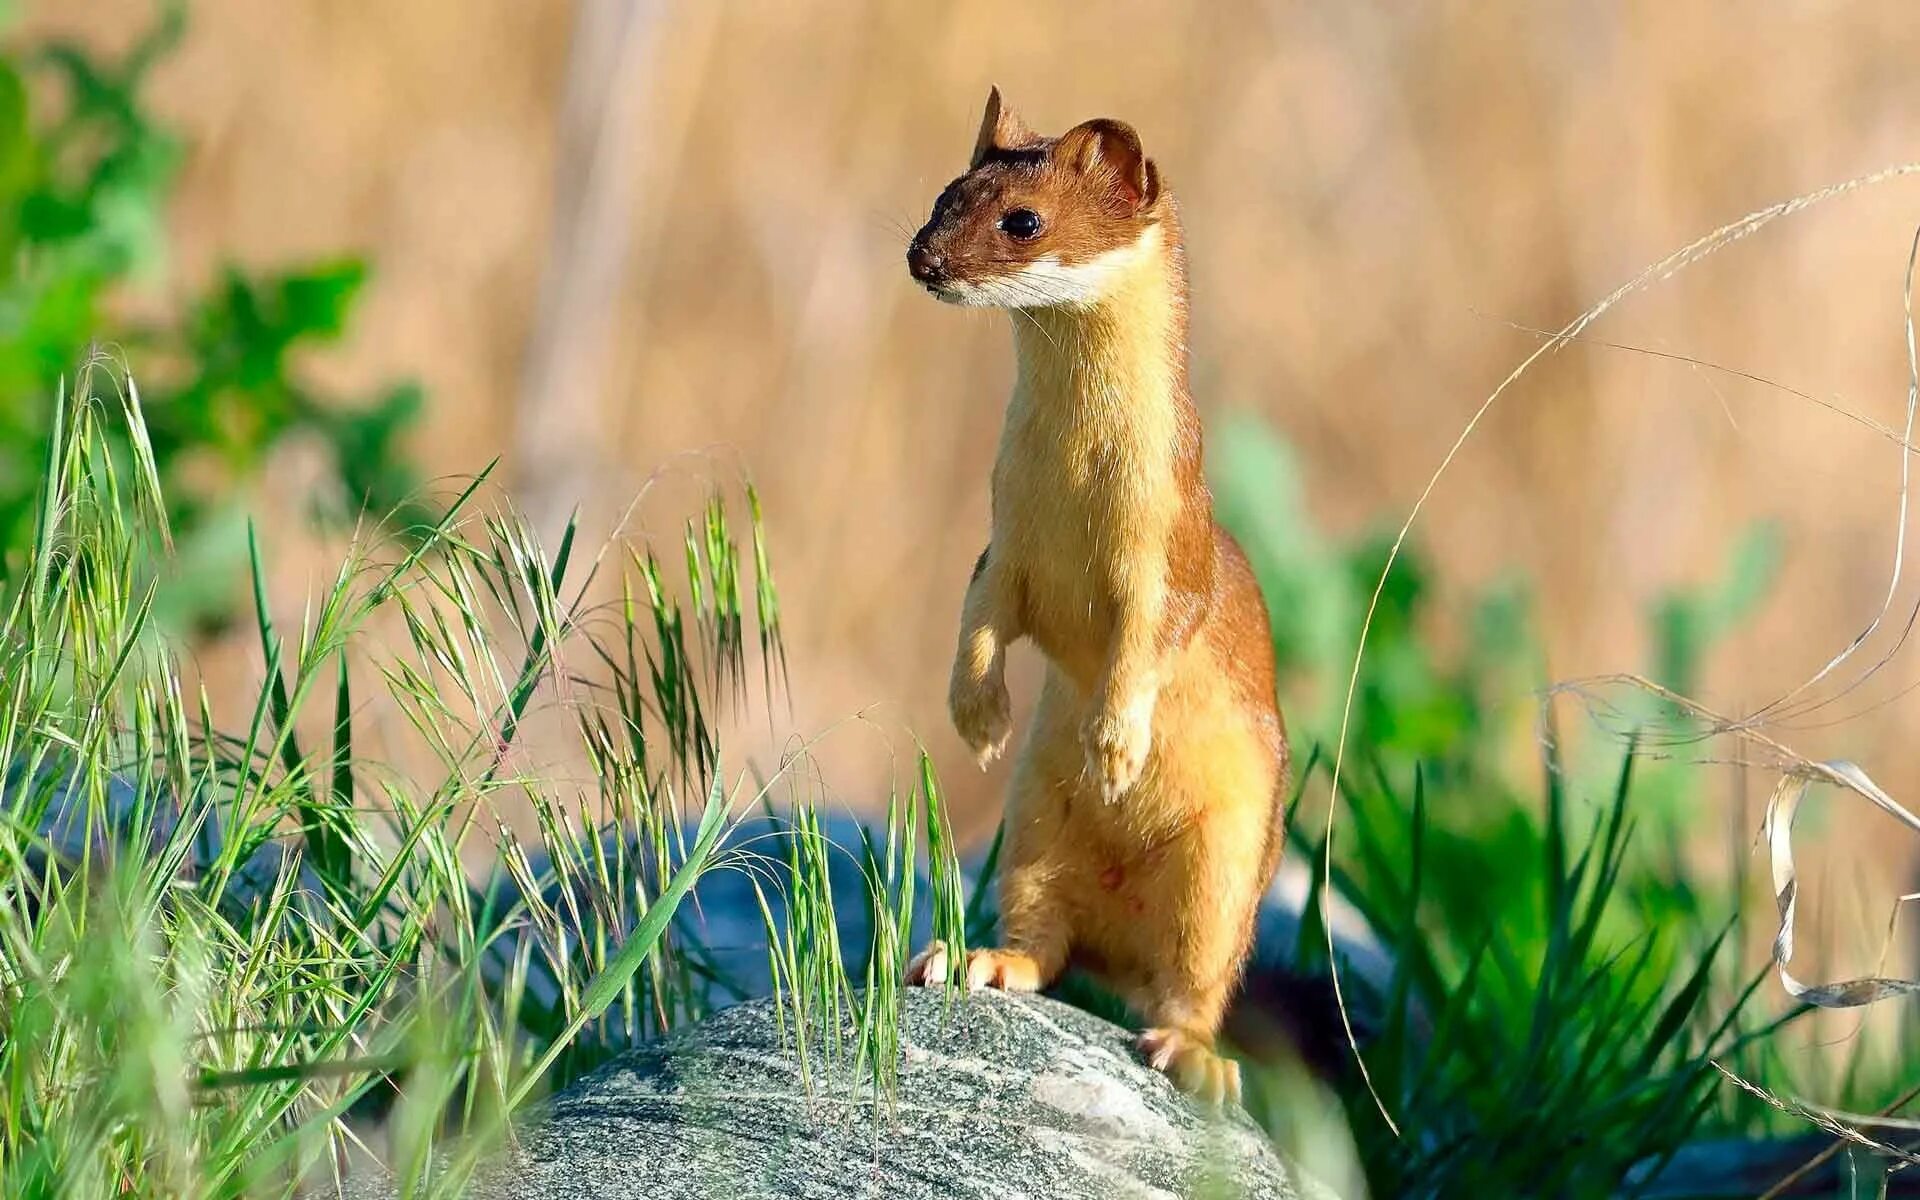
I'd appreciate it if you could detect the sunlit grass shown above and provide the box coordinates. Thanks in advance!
[0,357,964,1196]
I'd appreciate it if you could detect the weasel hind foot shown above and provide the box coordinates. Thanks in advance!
[904,941,1045,993]
[1138,1027,1241,1106]
[905,940,951,986]
[963,947,1043,993]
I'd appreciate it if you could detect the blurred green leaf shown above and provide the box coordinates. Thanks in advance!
[0,12,426,621]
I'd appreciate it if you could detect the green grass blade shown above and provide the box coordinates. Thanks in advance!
[505,770,731,1113]
[249,520,350,894]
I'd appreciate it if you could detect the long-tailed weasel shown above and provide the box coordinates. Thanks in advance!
[902,89,1289,1105]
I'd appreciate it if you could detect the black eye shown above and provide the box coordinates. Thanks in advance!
[999,208,1042,240]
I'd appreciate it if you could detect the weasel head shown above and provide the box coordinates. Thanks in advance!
[907,88,1167,310]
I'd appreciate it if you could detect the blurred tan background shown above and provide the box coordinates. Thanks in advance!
[25,1,1920,906]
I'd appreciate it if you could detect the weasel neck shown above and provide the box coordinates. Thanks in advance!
[1009,219,1191,424]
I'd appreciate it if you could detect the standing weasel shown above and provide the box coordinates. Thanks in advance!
[903,89,1289,1104]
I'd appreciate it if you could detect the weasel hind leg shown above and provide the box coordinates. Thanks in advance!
[907,701,1075,992]
[1127,738,1279,1105]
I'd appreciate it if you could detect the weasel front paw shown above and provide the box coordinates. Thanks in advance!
[1083,699,1152,801]
[1138,1027,1241,1106]
[949,676,1012,768]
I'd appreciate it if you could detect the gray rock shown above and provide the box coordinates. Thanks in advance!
[450,988,1333,1200]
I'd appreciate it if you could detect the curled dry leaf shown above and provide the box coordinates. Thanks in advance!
[1764,760,1920,1008]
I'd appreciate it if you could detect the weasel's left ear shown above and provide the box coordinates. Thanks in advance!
[971,86,1036,168]
[1054,118,1161,215]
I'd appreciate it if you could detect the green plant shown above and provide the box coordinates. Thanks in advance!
[0,362,962,1196]
[1204,415,1890,1194]
[1212,412,1783,803]
[1239,746,1791,1199]
[0,6,426,625]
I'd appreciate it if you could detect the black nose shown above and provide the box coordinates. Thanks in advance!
[907,243,946,284]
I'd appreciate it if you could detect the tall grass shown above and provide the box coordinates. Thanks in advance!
[1218,740,1798,1199]
[0,357,964,1196]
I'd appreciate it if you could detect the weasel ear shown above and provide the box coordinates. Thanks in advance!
[971,86,1035,168]
[1054,118,1161,215]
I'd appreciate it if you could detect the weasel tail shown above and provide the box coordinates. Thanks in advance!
[904,89,1288,1105]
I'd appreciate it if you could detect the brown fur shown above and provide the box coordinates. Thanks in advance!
[904,90,1290,1106]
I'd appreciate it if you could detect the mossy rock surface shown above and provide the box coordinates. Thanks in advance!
[430,988,1329,1199]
